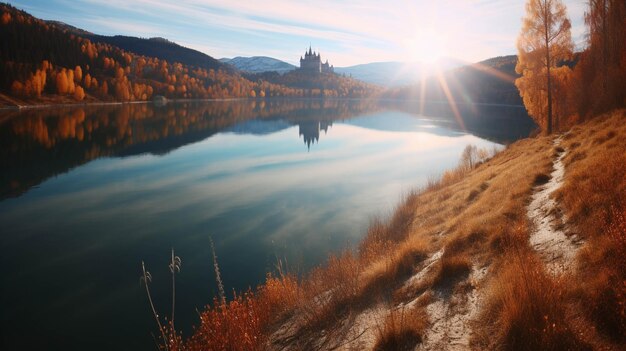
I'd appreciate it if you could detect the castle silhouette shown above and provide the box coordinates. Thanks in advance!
[299,46,334,74]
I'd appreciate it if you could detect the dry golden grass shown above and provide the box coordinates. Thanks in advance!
[478,253,589,351]
[269,135,557,346]
[176,109,625,350]
[373,305,429,351]
[473,222,590,351]
[472,109,626,350]
[556,109,626,343]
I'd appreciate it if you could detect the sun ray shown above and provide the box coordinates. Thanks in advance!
[435,70,466,131]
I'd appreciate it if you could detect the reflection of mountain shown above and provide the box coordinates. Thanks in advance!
[225,120,292,135]
[0,98,535,200]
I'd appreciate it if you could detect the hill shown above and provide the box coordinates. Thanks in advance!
[385,55,523,105]
[85,35,229,73]
[165,109,626,350]
[335,58,463,87]
[220,56,296,74]
[0,4,377,106]
[44,20,228,73]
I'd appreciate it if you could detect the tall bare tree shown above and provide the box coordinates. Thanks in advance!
[516,0,573,134]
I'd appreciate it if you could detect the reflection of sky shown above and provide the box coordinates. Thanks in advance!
[0,112,497,350]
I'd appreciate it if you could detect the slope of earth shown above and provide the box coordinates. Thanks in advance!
[268,109,626,351]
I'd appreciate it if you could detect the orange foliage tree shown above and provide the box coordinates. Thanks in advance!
[74,86,85,101]
[575,0,626,116]
[516,0,573,134]
[56,68,69,94]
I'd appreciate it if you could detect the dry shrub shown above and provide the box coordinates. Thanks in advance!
[258,273,301,319]
[185,292,266,351]
[179,272,301,351]
[373,305,428,351]
[478,252,588,351]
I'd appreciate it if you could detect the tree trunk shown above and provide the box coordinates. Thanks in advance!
[544,1,553,135]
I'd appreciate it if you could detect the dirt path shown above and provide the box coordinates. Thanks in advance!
[527,137,583,275]
[289,249,488,351]
[416,264,487,351]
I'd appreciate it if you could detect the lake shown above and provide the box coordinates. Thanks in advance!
[0,99,534,350]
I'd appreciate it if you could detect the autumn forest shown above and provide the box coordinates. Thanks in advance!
[0,3,377,107]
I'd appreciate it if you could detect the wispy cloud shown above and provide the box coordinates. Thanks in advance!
[13,0,589,66]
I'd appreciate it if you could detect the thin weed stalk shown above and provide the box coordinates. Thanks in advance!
[169,248,182,331]
[209,237,225,305]
[141,260,169,351]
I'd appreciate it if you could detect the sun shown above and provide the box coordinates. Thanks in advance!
[404,28,448,64]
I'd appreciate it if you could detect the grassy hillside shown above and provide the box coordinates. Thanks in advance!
[155,109,625,350]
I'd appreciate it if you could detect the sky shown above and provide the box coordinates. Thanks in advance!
[9,0,588,67]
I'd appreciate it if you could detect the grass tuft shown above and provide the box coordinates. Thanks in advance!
[373,306,428,351]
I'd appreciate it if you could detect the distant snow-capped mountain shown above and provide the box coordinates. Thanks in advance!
[220,56,296,74]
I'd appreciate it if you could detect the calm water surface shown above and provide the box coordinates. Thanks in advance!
[0,99,534,349]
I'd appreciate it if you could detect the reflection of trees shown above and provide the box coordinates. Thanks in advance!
[0,98,534,200]
[0,99,379,199]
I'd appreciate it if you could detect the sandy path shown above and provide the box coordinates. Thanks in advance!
[527,137,583,274]
[415,265,487,351]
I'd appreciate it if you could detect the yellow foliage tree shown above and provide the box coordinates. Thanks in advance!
[516,0,573,134]
[74,86,85,101]
[1,12,10,25]
[84,73,91,89]
[56,69,69,94]
[74,66,82,82]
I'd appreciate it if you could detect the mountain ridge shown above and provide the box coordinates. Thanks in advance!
[220,56,296,74]
[44,20,228,72]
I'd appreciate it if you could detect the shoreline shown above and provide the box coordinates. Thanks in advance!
[0,96,527,112]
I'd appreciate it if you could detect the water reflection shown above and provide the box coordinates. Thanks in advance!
[0,99,534,200]
[0,99,534,350]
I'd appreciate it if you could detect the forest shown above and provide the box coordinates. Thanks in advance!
[0,3,379,107]
[515,0,626,132]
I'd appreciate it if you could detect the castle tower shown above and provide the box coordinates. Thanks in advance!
[300,46,322,74]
